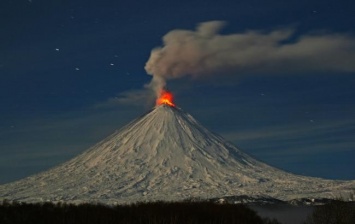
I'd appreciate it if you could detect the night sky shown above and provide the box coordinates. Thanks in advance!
[1,0,355,184]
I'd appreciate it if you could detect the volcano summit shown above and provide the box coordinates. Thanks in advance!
[0,104,354,204]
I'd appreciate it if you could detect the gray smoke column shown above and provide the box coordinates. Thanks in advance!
[145,21,355,95]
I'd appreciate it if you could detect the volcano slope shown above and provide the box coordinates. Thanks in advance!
[0,105,354,204]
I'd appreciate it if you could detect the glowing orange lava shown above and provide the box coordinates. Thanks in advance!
[156,90,176,107]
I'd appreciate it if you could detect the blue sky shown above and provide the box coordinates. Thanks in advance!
[0,0,354,184]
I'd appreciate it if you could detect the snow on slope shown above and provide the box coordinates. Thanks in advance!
[0,105,354,204]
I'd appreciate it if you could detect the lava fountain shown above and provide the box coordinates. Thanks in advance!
[156,89,175,107]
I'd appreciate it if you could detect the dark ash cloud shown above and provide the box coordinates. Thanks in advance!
[145,21,355,94]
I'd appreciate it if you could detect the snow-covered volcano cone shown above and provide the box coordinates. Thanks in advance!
[1,101,354,204]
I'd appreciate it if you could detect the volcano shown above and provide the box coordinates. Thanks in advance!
[0,104,354,204]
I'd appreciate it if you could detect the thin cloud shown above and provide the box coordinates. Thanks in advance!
[94,89,155,109]
[222,119,355,155]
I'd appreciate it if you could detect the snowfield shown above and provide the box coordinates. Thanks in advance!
[0,105,354,204]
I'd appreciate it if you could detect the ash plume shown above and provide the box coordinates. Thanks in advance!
[145,21,355,95]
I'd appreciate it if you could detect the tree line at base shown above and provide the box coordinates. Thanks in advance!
[0,200,280,224]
